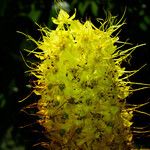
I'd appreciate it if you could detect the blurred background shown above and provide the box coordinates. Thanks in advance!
[0,0,150,149]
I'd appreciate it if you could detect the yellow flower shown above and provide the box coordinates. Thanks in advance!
[24,9,148,149]
[52,9,76,27]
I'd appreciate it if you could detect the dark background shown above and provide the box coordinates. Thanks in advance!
[0,0,150,150]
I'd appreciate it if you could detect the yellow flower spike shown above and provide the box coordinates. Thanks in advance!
[23,9,150,149]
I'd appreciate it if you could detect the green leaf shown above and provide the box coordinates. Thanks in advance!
[78,2,90,16]
[139,22,147,31]
[144,15,150,24]
[91,1,98,16]
[0,93,5,108]
[28,4,41,22]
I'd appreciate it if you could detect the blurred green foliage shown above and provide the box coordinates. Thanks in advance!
[0,0,150,150]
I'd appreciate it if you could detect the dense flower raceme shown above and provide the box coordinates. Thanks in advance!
[23,9,149,149]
